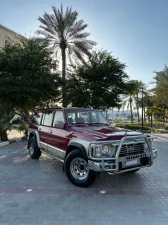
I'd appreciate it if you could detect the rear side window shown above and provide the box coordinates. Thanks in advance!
[31,112,42,125]
[53,111,65,127]
[41,111,53,127]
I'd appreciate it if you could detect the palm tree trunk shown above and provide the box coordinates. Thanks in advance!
[137,107,140,122]
[151,114,153,128]
[0,130,8,141]
[117,107,120,119]
[144,107,146,122]
[136,94,140,122]
[61,47,68,107]
[130,97,133,124]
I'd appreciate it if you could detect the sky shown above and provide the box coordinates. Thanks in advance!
[0,0,168,87]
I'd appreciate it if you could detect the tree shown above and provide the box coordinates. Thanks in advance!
[37,4,96,107]
[0,38,61,120]
[154,65,168,105]
[146,104,168,125]
[0,103,14,141]
[122,80,145,123]
[67,50,132,109]
[122,95,134,124]
[139,91,154,122]
[134,81,145,122]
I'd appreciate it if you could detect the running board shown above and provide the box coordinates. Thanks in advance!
[41,148,64,163]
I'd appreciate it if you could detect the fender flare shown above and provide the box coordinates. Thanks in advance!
[66,142,88,160]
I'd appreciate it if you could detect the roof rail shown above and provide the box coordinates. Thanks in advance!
[35,107,64,111]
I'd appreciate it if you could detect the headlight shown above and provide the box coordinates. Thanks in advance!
[95,144,102,157]
[102,145,109,155]
[90,143,117,158]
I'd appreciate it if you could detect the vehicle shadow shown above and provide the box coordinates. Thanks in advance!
[91,170,145,191]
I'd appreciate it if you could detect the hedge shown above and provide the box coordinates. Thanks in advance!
[116,124,155,132]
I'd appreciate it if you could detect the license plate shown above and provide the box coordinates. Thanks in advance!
[126,159,138,166]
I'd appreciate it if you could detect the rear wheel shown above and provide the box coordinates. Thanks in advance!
[28,136,41,159]
[64,149,96,187]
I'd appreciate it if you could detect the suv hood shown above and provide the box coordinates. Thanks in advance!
[71,125,142,141]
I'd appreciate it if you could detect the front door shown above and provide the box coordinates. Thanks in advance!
[49,110,71,151]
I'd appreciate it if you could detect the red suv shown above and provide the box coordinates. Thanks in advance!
[27,107,157,187]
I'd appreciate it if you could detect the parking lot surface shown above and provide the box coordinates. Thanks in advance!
[0,134,168,225]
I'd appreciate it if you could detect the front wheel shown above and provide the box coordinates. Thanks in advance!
[64,149,96,187]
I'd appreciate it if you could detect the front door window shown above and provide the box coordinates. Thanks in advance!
[53,111,65,128]
[41,111,53,127]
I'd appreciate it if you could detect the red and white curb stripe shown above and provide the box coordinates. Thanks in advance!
[0,188,168,196]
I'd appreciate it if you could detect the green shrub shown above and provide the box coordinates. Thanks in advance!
[13,122,28,137]
[116,124,155,132]
[165,125,168,131]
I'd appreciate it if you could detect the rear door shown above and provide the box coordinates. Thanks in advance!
[38,110,54,145]
[49,110,71,151]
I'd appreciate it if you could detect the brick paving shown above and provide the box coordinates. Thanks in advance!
[0,135,168,225]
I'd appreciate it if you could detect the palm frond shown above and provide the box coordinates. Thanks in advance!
[72,41,91,56]
[68,20,88,39]
[71,47,86,64]
[37,5,96,68]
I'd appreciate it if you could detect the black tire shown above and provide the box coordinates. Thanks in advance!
[28,136,41,159]
[64,149,96,187]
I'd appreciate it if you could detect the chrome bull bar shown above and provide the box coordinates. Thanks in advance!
[89,135,156,173]
[114,135,152,173]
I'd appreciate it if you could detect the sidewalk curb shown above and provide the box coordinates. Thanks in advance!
[0,137,27,148]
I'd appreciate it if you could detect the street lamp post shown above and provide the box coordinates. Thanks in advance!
[142,88,144,129]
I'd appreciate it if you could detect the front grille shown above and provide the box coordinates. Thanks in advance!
[119,142,145,157]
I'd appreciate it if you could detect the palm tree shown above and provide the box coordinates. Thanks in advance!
[37,5,96,107]
[134,81,145,122]
[154,65,168,105]
[122,95,135,124]
[122,80,145,123]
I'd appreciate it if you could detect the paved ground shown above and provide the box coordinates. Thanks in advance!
[0,134,168,225]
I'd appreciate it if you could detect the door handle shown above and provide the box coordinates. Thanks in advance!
[50,130,52,134]
[39,128,41,131]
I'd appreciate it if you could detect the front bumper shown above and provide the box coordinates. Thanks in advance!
[88,146,157,174]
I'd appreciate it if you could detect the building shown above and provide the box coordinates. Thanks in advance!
[0,24,22,47]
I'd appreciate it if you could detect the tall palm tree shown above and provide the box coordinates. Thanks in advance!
[37,5,96,107]
[134,81,145,122]
[154,65,168,105]
[122,80,145,123]
[122,95,135,124]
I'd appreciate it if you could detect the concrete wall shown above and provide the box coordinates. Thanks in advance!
[0,24,21,47]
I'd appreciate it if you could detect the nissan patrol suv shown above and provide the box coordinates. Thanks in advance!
[27,107,157,187]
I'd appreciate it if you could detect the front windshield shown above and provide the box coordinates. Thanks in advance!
[66,109,109,126]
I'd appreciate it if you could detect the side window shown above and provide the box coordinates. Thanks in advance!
[31,112,42,125]
[77,112,89,123]
[91,111,97,123]
[67,112,75,124]
[41,111,53,127]
[53,111,65,128]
